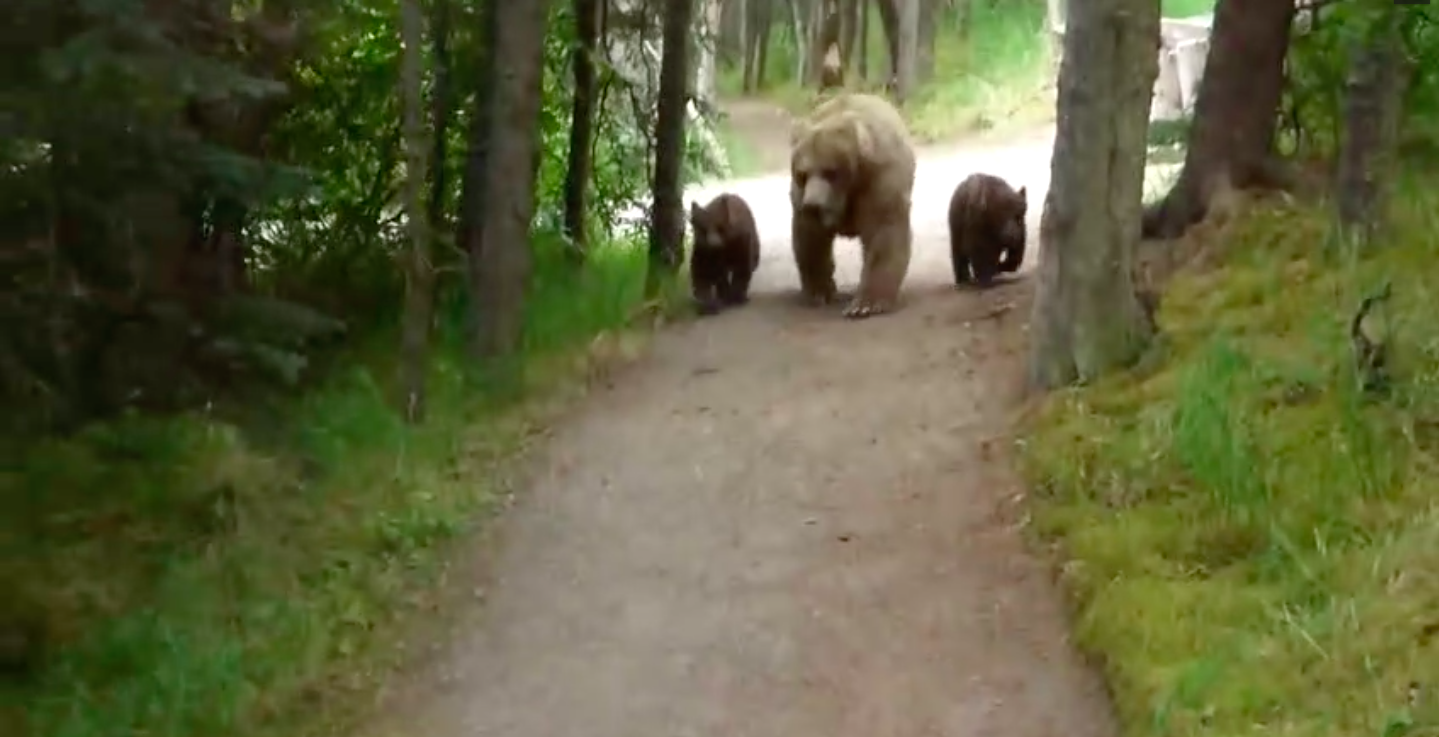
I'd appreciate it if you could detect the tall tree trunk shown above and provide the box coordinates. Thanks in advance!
[858,0,869,80]
[1336,7,1408,244]
[721,0,746,62]
[873,0,899,85]
[894,0,918,103]
[808,0,841,87]
[756,0,773,88]
[744,0,772,91]
[458,0,553,359]
[1142,0,1296,239]
[698,0,722,102]
[1028,0,1158,391]
[563,0,601,260]
[789,0,809,86]
[648,0,695,297]
[397,0,433,422]
[839,0,860,72]
[916,0,936,84]
[427,0,453,234]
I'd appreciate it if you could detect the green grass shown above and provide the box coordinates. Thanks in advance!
[715,0,1056,147]
[1162,0,1215,18]
[712,119,767,179]
[903,0,1054,142]
[1020,180,1439,736]
[1,238,667,737]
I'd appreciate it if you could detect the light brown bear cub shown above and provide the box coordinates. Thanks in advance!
[947,172,1028,288]
[688,193,761,316]
[789,92,917,319]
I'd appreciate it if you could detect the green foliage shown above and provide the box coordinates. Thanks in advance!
[1161,0,1215,18]
[1283,4,1439,159]
[3,238,652,737]
[715,0,1056,147]
[1021,182,1439,736]
[904,0,1053,142]
[3,0,710,735]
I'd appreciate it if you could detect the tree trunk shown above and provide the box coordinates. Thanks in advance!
[1028,0,1158,392]
[916,0,936,84]
[894,0,918,103]
[789,0,809,86]
[858,0,869,80]
[397,0,433,422]
[872,0,900,86]
[648,0,695,296]
[755,0,773,88]
[563,0,602,259]
[721,0,746,63]
[839,0,860,72]
[698,0,722,102]
[808,0,842,87]
[1335,7,1408,244]
[744,0,772,91]
[1142,0,1296,239]
[458,0,552,359]
[427,0,453,234]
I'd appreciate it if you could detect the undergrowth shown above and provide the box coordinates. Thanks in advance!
[1,239,664,737]
[1020,179,1439,735]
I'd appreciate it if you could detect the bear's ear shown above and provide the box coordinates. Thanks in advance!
[789,119,812,148]
[849,122,876,162]
[1017,186,1027,203]
[689,201,702,220]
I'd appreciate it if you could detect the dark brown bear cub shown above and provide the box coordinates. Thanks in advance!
[688,193,761,315]
[947,173,1028,288]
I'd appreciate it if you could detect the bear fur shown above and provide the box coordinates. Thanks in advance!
[947,172,1028,288]
[788,92,916,319]
[688,193,761,315]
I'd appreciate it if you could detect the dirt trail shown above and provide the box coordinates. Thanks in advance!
[361,101,1115,737]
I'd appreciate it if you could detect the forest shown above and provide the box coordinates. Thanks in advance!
[6,0,1439,734]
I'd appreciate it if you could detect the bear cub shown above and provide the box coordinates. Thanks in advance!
[688,193,761,316]
[947,173,1027,288]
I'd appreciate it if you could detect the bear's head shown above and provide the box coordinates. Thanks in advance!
[995,185,1028,249]
[789,113,873,231]
[689,200,728,251]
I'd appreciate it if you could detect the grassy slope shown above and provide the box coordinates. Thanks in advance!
[3,243,670,737]
[1020,182,1439,735]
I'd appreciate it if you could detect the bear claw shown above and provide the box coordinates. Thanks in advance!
[842,298,890,319]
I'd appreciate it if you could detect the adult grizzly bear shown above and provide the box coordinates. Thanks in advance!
[947,172,1028,288]
[688,193,761,315]
[789,92,917,319]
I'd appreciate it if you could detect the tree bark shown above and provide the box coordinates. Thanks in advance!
[894,0,918,103]
[397,0,434,422]
[789,0,809,86]
[916,0,936,84]
[648,0,694,296]
[427,0,453,235]
[1142,0,1296,239]
[563,0,602,260]
[809,0,842,87]
[873,0,900,85]
[458,0,552,359]
[858,0,869,79]
[743,0,773,91]
[1028,0,1158,392]
[839,0,860,72]
[1335,7,1408,244]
